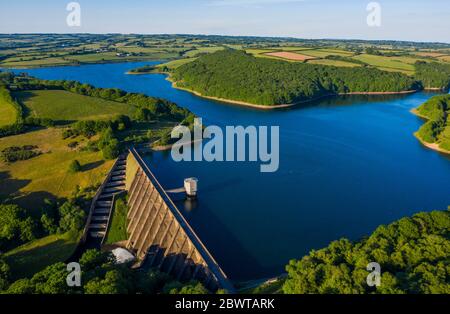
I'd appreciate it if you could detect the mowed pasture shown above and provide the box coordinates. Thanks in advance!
[264,51,316,61]
[14,90,135,122]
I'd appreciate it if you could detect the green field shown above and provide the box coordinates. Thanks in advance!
[157,57,197,70]
[15,90,135,122]
[351,54,416,73]
[184,46,225,58]
[300,48,354,58]
[4,230,80,280]
[104,196,128,244]
[0,57,70,68]
[0,127,114,210]
[0,89,18,127]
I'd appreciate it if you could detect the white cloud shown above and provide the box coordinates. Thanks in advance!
[207,0,306,8]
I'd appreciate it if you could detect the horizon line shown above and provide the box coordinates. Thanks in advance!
[1,33,449,45]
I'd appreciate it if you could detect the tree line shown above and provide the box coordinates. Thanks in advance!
[415,94,450,151]
[415,62,450,90]
[0,249,210,294]
[283,209,450,294]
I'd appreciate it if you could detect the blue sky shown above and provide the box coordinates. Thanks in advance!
[1,0,449,43]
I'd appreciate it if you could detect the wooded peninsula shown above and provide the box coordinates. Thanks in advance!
[171,50,450,107]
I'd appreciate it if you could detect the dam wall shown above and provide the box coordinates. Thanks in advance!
[125,148,234,292]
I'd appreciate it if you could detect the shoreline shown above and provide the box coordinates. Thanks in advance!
[168,74,419,110]
[137,138,204,153]
[411,109,450,155]
[413,132,450,155]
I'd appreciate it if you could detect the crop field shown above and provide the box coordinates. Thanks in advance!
[264,51,316,61]
[15,90,135,122]
[0,127,114,210]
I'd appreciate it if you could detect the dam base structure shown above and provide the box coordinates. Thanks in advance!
[124,148,234,292]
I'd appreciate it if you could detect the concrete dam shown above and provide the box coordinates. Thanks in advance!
[124,148,234,292]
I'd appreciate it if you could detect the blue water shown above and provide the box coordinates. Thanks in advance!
[9,62,450,281]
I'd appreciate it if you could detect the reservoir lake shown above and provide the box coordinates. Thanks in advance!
[11,62,450,281]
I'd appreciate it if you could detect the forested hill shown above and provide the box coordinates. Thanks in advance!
[283,209,450,294]
[172,50,418,106]
[415,61,450,90]
[415,94,450,152]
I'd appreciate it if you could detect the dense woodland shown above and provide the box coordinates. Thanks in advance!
[0,248,209,294]
[415,62,450,90]
[173,50,419,106]
[416,94,450,151]
[283,209,450,294]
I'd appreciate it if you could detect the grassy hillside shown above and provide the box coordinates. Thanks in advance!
[0,127,114,210]
[0,88,18,127]
[4,230,80,280]
[15,90,135,122]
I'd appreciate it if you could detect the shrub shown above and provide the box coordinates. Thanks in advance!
[0,145,41,163]
[67,141,78,149]
[68,160,82,173]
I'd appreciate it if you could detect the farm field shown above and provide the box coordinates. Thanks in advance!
[0,57,71,68]
[299,49,354,58]
[306,59,361,67]
[414,51,449,58]
[264,51,316,61]
[14,90,135,122]
[351,54,416,73]
[438,55,450,62]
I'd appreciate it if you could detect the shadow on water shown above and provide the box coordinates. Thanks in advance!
[173,196,280,281]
